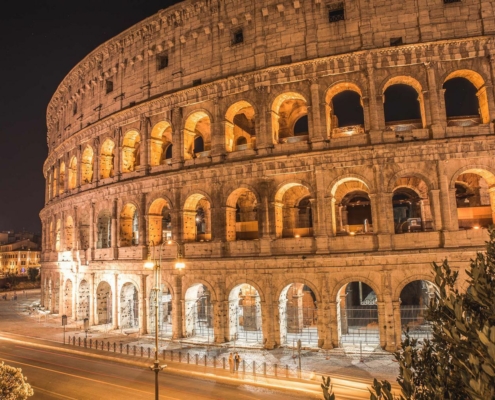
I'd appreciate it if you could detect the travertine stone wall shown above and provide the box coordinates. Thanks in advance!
[41,0,495,351]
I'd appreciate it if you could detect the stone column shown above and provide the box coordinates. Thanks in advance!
[172,274,183,339]
[114,129,122,179]
[488,187,495,224]
[111,198,118,249]
[377,301,387,350]
[428,189,443,231]
[75,145,82,188]
[210,99,226,162]
[212,300,226,343]
[328,299,339,348]
[392,300,402,351]
[365,59,381,132]
[424,62,445,138]
[139,193,147,246]
[171,108,184,168]
[113,273,119,329]
[89,203,95,261]
[141,115,150,173]
[437,163,456,231]
[59,274,65,317]
[60,211,66,251]
[170,209,182,242]
[309,80,325,145]
[94,138,101,182]
[255,86,274,154]
[317,291,333,349]
[140,274,148,334]
[73,274,78,321]
[89,273,95,325]
[261,300,278,349]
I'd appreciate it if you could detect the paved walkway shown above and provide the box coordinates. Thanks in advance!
[0,289,400,385]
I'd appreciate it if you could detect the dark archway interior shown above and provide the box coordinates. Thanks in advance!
[294,115,309,136]
[332,91,365,126]
[194,136,204,153]
[384,84,421,122]
[443,77,479,118]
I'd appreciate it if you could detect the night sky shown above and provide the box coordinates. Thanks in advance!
[0,1,181,233]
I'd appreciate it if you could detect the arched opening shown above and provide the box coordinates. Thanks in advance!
[392,177,433,233]
[119,204,139,247]
[271,93,309,144]
[164,144,173,162]
[279,283,318,347]
[59,162,66,195]
[443,70,489,125]
[121,130,141,173]
[275,183,313,238]
[77,280,90,320]
[78,210,90,250]
[228,284,262,344]
[149,284,172,338]
[225,101,256,152]
[81,146,94,184]
[455,170,495,229]
[325,83,365,137]
[120,282,139,329]
[183,194,211,241]
[184,284,213,342]
[96,210,112,249]
[332,178,373,235]
[336,282,379,346]
[184,111,211,159]
[150,121,172,166]
[68,157,77,190]
[400,280,438,341]
[100,139,115,179]
[55,219,61,251]
[148,198,172,244]
[96,281,112,325]
[47,172,53,200]
[226,188,259,241]
[64,279,73,317]
[65,216,74,250]
[383,78,424,130]
[52,167,58,198]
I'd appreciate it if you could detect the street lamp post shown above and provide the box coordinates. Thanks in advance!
[144,239,185,400]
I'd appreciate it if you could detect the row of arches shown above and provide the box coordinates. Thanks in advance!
[46,69,493,200]
[45,167,495,251]
[44,276,436,348]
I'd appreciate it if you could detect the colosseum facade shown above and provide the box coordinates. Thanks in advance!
[41,0,495,351]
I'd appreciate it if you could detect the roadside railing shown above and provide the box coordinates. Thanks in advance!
[65,335,301,379]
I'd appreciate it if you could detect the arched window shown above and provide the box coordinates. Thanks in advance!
[81,146,94,184]
[293,116,309,136]
[121,130,140,173]
[184,112,211,159]
[150,121,172,166]
[271,93,309,144]
[384,84,421,123]
[68,157,77,190]
[193,136,205,155]
[225,101,256,152]
[100,139,115,179]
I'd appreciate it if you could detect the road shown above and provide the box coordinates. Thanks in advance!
[0,340,313,400]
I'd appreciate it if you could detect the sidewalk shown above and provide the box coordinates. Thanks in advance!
[0,289,400,395]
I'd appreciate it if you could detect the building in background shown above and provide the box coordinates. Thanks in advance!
[0,238,41,276]
[40,0,495,351]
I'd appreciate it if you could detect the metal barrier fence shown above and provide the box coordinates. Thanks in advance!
[65,335,300,379]
[400,306,432,341]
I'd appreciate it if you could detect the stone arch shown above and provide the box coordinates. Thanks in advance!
[148,197,173,244]
[328,174,374,197]
[278,282,319,347]
[96,209,112,249]
[227,282,264,343]
[99,138,115,179]
[96,280,112,325]
[325,81,365,137]
[451,166,495,229]
[120,281,139,329]
[183,283,214,340]
[329,176,373,235]
[81,145,94,184]
[331,276,383,303]
[183,192,212,241]
[274,181,315,238]
[276,277,322,304]
[121,129,141,173]
[55,219,61,251]
[224,100,256,152]
[63,278,73,317]
[68,156,77,190]
[183,110,212,160]
[393,274,437,301]
[150,121,173,166]
[119,203,139,247]
[65,215,74,250]
[443,69,490,124]
[381,75,426,128]
[59,161,66,195]
[387,169,435,193]
[225,186,260,241]
[271,91,309,143]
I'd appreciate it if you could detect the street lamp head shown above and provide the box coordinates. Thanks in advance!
[144,241,156,269]
[144,259,156,269]
[174,260,185,270]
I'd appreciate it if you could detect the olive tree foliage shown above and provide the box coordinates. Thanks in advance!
[371,228,495,400]
[0,362,34,400]
[325,228,495,400]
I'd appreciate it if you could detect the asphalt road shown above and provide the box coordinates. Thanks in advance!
[0,341,313,400]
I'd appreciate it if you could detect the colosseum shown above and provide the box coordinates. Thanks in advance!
[40,0,495,352]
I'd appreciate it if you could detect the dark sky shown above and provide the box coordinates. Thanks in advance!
[0,1,181,233]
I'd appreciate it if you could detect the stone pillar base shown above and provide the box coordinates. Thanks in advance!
[256,146,274,157]
[369,130,383,144]
[310,139,327,151]
[315,236,329,254]
[377,234,392,250]
[430,124,445,139]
